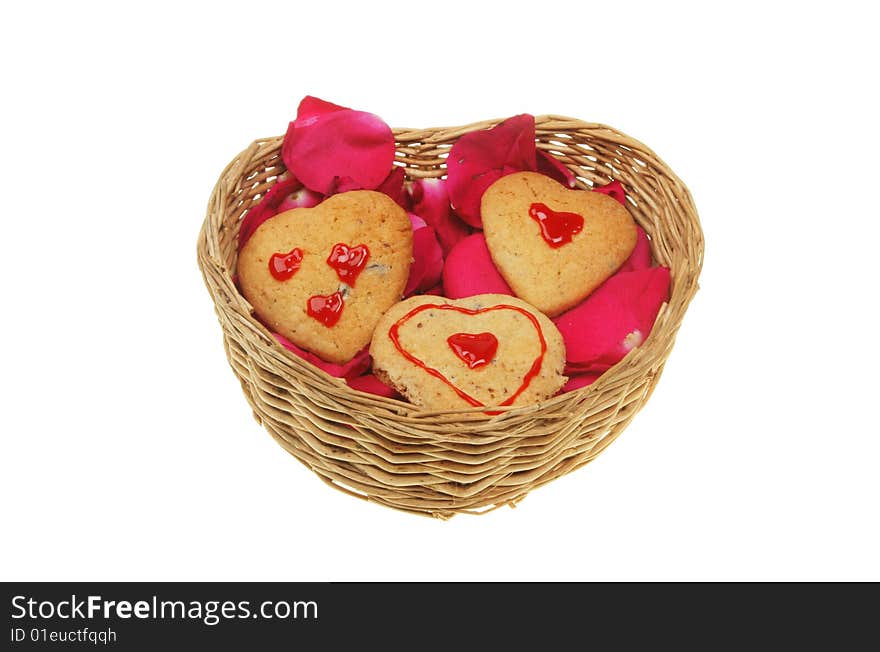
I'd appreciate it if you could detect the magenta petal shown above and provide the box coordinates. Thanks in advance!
[442,233,513,299]
[238,174,302,249]
[272,334,371,379]
[423,283,444,296]
[561,373,601,393]
[404,226,444,296]
[376,166,410,210]
[446,114,537,228]
[325,174,363,196]
[408,212,427,230]
[294,96,347,123]
[619,226,652,272]
[537,150,577,188]
[347,374,401,399]
[593,180,627,206]
[553,267,671,372]
[564,361,595,375]
[282,96,395,194]
[409,178,471,255]
[277,186,323,212]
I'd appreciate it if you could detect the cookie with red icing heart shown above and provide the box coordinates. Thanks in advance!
[370,294,566,411]
[237,191,413,364]
[481,172,637,317]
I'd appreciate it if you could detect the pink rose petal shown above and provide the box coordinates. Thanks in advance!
[537,150,577,188]
[446,114,537,228]
[347,374,401,399]
[238,174,302,249]
[619,226,652,272]
[593,180,627,206]
[404,226,444,296]
[376,166,410,210]
[324,175,362,195]
[282,96,395,194]
[277,186,323,212]
[553,266,671,373]
[272,333,371,379]
[442,233,513,299]
[408,178,472,255]
[408,212,427,231]
[561,373,601,393]
[564,360,602,375]
[294,95,345,123]
[423,283,444,296]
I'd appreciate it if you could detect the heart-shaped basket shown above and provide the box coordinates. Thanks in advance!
[197,115,703,518]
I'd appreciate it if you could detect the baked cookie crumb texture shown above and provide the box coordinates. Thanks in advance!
[481,172,637,317]
[237,191,413,364]
[371,294,567,411]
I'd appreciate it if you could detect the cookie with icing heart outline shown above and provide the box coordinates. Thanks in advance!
[481,171,637,317]
[370,294,566,411]
[237,190,413,364]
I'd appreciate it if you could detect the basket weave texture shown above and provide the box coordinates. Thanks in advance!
[197,115,703,518]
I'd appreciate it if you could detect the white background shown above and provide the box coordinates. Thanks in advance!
[2,1,878,581]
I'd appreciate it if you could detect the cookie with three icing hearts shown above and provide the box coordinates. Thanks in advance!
[481,172,638,317]
[370,294,566,411]
[237,191,413,364]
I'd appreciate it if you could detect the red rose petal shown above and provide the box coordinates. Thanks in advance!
[277,186,323,212]
[272,333,371,379]
[408,178,472,255]
[282,96,395,194]
[537,150,577,188]
[238,174,302,249]
[404,226,444,296]
[564,360,601,375]
[442,233,513,299]
[294,96,346,123]
[423,283,444,296]
[593,179,627,206]
[446,114,537,228]
[409,213,427,231]
[553,266,671,372]
[325,175,362,195]
[619,226,652,272]
[376,166,410,210]
[347,374,401,399]
[561,373,601,393]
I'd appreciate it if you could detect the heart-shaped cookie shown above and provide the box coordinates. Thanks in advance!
[370,294,566,411]
[481,171,638,317]
[237,190,413,364]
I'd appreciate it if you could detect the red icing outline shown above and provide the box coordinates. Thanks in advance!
[388,304,547,408]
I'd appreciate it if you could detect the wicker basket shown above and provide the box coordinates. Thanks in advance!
[197,115,703,518]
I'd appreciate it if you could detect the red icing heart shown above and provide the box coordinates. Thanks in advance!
[528,202,584,248]
[307,291,345,327]
[447,332,498,370]
[269,248,303,281]
[389,303,546,408]
[327,243,370,285]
